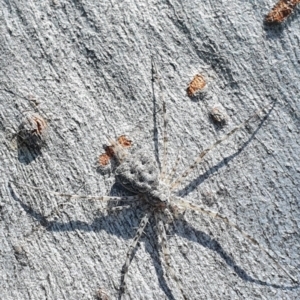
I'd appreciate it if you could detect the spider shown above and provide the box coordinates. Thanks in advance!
[16,61,298,299]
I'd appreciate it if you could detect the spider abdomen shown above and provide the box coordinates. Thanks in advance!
[115,149,159,193]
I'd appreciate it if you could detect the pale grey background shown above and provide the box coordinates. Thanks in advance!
[0,0,300,299]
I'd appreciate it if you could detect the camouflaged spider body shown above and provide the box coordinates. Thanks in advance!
[112,145,170,205]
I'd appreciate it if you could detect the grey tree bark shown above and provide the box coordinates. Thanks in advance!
[0,0,299,299]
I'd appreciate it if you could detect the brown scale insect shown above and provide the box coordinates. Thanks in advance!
[265,0,300,23]
[98,146,115,166]
[117,135,132,148]
[187,74,206,97]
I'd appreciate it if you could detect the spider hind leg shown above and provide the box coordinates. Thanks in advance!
[175,197,298,284]
[155,213,188,300]
[119,212,151,296]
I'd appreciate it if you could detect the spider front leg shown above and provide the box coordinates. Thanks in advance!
[174,197,298,284]
[151,58,169,181]
[13,181,140,202]
[170,103,274,190]
[13,181,140,219]
[106,195,143,214]
[119,212,151,296]
[155,213,188,300]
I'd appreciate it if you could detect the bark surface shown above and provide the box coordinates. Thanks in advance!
[1,1,299,299]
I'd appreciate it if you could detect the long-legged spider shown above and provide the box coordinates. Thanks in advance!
[15,60,298,299]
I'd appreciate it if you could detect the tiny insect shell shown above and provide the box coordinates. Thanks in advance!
[210,106,228,125]
[18,111,47,146]
[96,288,110,300]
[20,112,47,135]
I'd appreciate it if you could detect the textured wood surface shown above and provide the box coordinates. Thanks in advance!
[1,1,299,299]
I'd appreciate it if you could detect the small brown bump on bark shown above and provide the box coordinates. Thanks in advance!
[187,74,206,97]
[18,111,48,146]
[265,0,299,23]
[117,135,132,148]
[210,105,228,125]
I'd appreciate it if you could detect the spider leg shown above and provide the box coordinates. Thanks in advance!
[108,205,132,212]
[160,94,168,181]
[107,198,143,213]
[120,212,151,294]
[170,103,274,190]
[174,197,298,284]
[151,58,168,180]
[155,213,188,300]
[163,148,182,185]
[13,181,139,202]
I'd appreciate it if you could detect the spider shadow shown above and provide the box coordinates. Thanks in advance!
[177,104,274,197]
[9,180,299,299]
[8,179,176,300]
[17,142,42,165]
[9,182,176,299]
[172,218,298,290]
